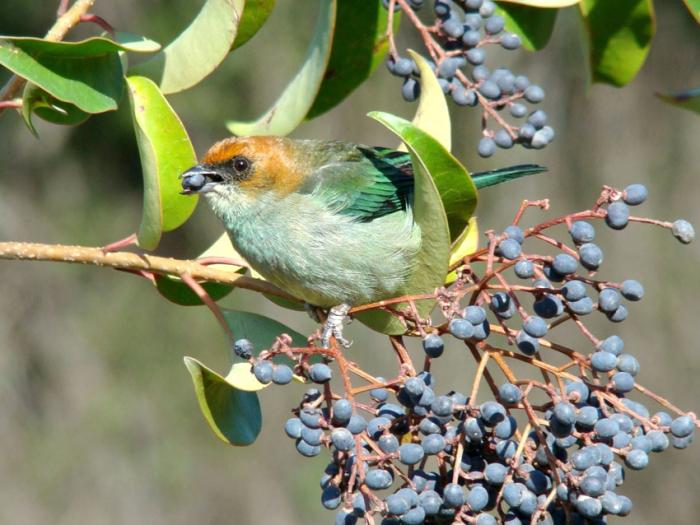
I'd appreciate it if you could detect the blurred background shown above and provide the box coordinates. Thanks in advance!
[1,1,699,523]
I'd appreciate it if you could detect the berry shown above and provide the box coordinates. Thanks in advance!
[309,363,332,383]
[498,382,522,404]
[510,103,527,118]
[479,80,501,99]
[321,484,342,510]
[478,137,496,157]
[598,335,624,355]
[442,17,465,38]
[480,0,496,17]
[422,433,446,455]
[347,414,367,434]
[332,399,353,425]
[605,201,630,230]
[466,48,486,65]
[514,260,535,278]
[623,183,648,205]
[466,484,489,510]
[527,110,547,129]
[578,243,604,270]
[463,29,482,48]
[672,219,695,244]
[401,78,420,102]
[484,14,505,34]
[498,238,521,259]
[449,318,474,339]
[611,371,635,393]
[501,33,521,49]
[625,449,649,470]
[272,364,293,385]
[365,469,393,490]
[591,351,618,372]
[393,57,415,76]
[570,221,595,244]
[233,338,254,359]
[399,443,425,465]
[422,334,445,358]
[385,493,410,516]
[284,417,303,439]
[524,85,545,103]
[598,288,621,313]
[523,316,548,338]
[295,438,321,457]
[607,304,628,322]
[553,402,577,425]
[617,353,640,376]
[518,123,536,140]
[561,280,586,301]
[495,129,514,149]
[331,428,354,451]
[452,86,476,106]
[621,279,644,301]
[552,253,578,275]
[253,360,273,383]
[443,483,465,507]
[670,415,695,438]
[516,330,539,355]
[464,305,487,324]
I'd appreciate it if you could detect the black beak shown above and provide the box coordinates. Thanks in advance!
[180,165,224,195]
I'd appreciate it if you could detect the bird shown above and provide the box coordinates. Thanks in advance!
[180,136,545,347]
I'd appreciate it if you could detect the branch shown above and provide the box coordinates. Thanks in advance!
[0,241,297,300]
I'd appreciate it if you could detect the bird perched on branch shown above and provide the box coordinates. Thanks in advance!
[180,136,544,346]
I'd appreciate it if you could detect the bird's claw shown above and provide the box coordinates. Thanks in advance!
[321,303,352,348]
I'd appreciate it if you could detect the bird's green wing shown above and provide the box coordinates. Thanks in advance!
[308,145,415,222]
[308,142,547,221]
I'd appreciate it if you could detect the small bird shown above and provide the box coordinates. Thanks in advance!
[180,136,544,346]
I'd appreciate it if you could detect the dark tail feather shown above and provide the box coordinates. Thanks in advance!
[471,164,548,190]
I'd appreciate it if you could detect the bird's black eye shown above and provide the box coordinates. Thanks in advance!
[233,156,250,173]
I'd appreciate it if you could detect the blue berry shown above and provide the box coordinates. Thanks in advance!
[385,493,410,516]
[630,435,652,453]
[452,86,476,106]
[570,221,595,244]
[333,399,353,424]
[527,110,547,129]
[523,316,548,338]
[575,495,602,518]
[518,123,536,140]
[670,415,695,438]
[495,129,514,149]
[419,490,442,515]
[443,483,465,507]
[510,103,527,118]
[484,462,508,485]
[272,364,293,385]
[442,17,465,38]
[617,353,640,376]
[516,330,539,355]
[598,335,624,355]
[501,33,521,49]
[594,418,620,439]
[576,406,600,428]
[434,0,450,16]
[449,318,474,340]
[591,351,618,372]
[611,371,635,393]
[494,415,517,439]
[621,279,644,301]
[233,338,254,359]
[322,485,342,510]
[571,448,597,470]
[484,14,504,34]
[480,400,506,425]
[499,382,522,404]
[552,253,578,275]
[498,238,521,259]
[401,78,420,102]
[365,468,393,490]
[607,304,628,322]
[561,280,586,301]
[480,0,496,17]
[672,219,695,244]
[422,433,446,455]
[422,334,444,358]
[464,13,483,30]
[398,443,425,465]
[331,428,354,451]
[598,288,621,313]
[514,75,530,90]
[524,85,544,103]
[253,360,273,383]
[368,416,391,439]
[463,29,482,48]
[479,80,501,99]
[472,320,490,341]
[309,363,332,383]
[299,407,323,428]
[431,395,454,417]
[464,305,487,324]
[491,292,515,318]
[378,403,405,419]
[295,438,321,457]
[438,56,464,78]
[578,243,603,270]
[502,482,526,507]
[673,434,694,449]
[466,484,489,511]
[466,48,486,65]
[623,183,648,205]
[478,136,496,157]
[301,426,323,446]
[605,201,630,230]
[553,402,577,425]
[284,417,303,439]
[531,126,554,148]
[514,260,535,278]
[625,449,649,470]
[393,57,415,76]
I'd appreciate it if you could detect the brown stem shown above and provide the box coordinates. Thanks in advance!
[180,273,232,340]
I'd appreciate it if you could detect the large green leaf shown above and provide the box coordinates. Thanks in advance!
[126,76,199,250]
[496,3,558,51]
[684,0,700,23]
[232,0,276,50]
[184,357,262,446]
[227,0,337,136]
[131,0,243,94]
[657,88,700,116]
[357,113,452,335]
[21,82,90,135]
[402,50,451,151]
[306,0,393,119]
[579,0,655,87]
[0,37,129,113]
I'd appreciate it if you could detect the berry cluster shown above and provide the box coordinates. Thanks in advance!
[383,0,553,157]
[234,183,696,524]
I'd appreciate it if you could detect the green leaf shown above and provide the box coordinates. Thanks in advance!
[154,275,236,306]
[357,112,453,335]
[126,76,199,250]
[495,3,558,51]
[227,0,337,136]
[0,37,125,113]
[657,87,700,116]
[131,0,244,94]
[402,50,451,151]
[111,32,162,53]
[232,0,276,50]
[184,357,262,446]
[683,0,700,24]
[306,0,394,119]
[579,0,655,87]
[21,82,90,135]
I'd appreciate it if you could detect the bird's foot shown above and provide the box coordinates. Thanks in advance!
[321,303,352,348]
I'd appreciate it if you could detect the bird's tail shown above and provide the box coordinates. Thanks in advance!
[471,164,547,190]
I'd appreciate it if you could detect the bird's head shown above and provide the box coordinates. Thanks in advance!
[180,136,311,213]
